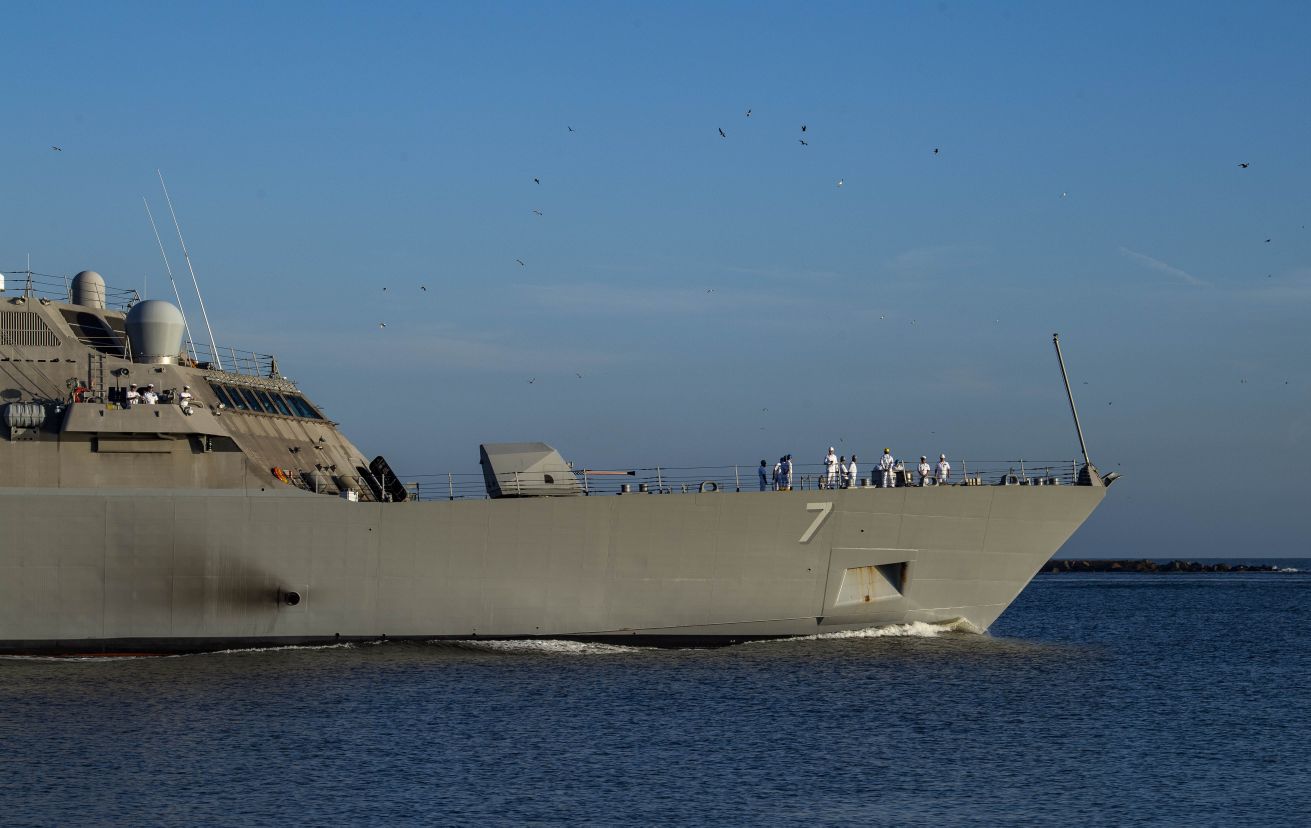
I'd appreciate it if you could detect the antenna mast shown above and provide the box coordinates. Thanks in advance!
[143,196,199,363]
[157,170,222,370]
[1052,333,1093,472]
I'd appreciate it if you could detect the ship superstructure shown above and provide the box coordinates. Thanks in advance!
[0,270,1114,654]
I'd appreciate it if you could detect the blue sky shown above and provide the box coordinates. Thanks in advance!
[3,2,1309,556]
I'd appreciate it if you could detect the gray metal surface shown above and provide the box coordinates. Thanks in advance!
[0,277,1112,653]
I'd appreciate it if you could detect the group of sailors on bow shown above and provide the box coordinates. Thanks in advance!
[757,448,952,491]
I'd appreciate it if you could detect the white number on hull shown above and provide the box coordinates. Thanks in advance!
[799,502,833,544]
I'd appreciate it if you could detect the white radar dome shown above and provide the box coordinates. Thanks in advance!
[125,300,186,364]
[71,270,107,308]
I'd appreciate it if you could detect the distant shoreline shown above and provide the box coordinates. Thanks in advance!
[1044,559,1289,574]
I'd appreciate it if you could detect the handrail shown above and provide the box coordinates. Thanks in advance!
[396,459,1083,502]
[186,341,278,378]
[1,269,141,311]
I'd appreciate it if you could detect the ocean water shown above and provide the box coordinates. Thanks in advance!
[2,561,1308,827]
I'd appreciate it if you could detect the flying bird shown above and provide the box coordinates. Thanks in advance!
[378,322,386,329]
[933,147,939,154]
[801,125,807,132]
[836,178,844,187]
[533,177,540,185]
[1265,238,1272,243]
[1238,162,1250,168]
[527,378,536,384]
[799,139,808,146]
[575,372,583,379]
[420,285,427,291]
[718,127,726,138]
[382,287,388,292]
[51,145,62,152]
[532,209,543,216]
[515,258,526,266]
[745,109,752,117]
[568,126,575,132]
[1061,192,1068,198]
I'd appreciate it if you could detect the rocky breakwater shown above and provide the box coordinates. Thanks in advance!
[1044,559,1283,574]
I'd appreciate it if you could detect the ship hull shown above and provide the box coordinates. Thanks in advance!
[0,485,1104,654]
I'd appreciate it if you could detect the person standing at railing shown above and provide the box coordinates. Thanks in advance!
[783,455,794,490]
[759,460,770,492]
[178,385,194,415]
[936,454,952,485]
[879,448,895,488]
[824,447,839,488]
[773,457,783,491]
[141,384,159,405]
[848,455,858,488]
[125,383,140,407]
[918,456,932,486]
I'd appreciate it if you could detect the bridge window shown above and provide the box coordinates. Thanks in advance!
[267,393,293,417]
[251,389,279,414]
[284,394,324,420]
[209,383,234,408]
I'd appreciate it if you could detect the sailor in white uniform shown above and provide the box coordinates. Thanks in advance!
[879,448,895,488]
[125,383,140,407]
[179,385,194,415]
[936,454,951,485]
[824,447,838,489]
[141,384,159,405]
[918,456,932,486]
[847,455,858,488]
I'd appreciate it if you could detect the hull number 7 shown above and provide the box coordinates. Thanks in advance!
[799,502,833,544]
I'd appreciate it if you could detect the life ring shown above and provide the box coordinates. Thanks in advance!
[271,467,291,484]
[699,480,719,493]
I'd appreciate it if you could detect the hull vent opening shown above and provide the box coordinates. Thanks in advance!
[834,562,908,606]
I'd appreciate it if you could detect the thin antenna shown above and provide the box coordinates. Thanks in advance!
[143,196,199,362]
[157,170,222,370]
[1052,333,1093,473]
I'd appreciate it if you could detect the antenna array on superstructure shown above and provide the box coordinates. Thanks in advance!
[142,196,200,363]
[157,170,222,371]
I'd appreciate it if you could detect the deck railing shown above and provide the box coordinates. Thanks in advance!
[185,341,278,377]
[1,270,140,311]
[397,460,1083,502]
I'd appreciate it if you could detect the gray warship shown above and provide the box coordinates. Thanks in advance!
[0,269,1116,654]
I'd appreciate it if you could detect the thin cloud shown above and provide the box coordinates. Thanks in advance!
[1118,246,1206,287]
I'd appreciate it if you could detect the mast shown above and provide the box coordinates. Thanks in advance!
[157,170,222,370]
[143,196,199,363]
[1052,333,1093,472]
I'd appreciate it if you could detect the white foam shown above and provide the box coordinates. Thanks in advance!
[194,642,359,657]
[792,617,983,642]
[455,638,644,656]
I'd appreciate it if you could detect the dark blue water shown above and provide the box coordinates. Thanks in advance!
[3,561,1308,827]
